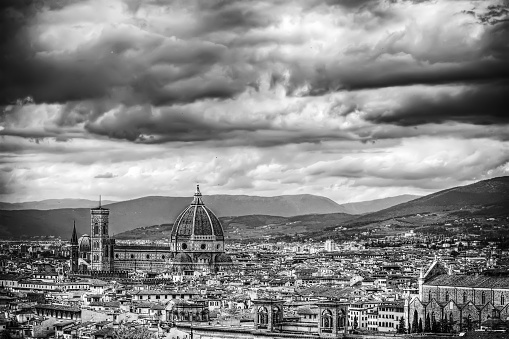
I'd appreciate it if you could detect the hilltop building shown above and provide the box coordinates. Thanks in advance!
[70,186,232,275]
[325,239,335,252]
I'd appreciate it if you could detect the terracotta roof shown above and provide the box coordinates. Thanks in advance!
[35,304,80,312]
[426,274,509,289]
[296,306,319,315]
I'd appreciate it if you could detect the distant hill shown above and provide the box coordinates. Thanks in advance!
[114,213,355,241]
[338,194,420,215]
[0,199,117,210]
[4,176,505,240]
[355,176,509,224]
[0,194,347,239]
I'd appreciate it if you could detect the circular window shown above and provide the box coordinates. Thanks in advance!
[162,255,166,260]
[201,244,206,250]
[115,254,119,259]
[146,254,150,259]
[216,244,221,249]
[181,243,187,250]
[130,254,134,259]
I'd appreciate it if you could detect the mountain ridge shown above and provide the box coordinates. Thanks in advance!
[2,176,506,240]
[0,199,118,211]
[0,194,347,239]
[354,176,509,224]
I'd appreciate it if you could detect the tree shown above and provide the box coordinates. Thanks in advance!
[418,318,423,333]
[449,315,457,333]
[432,315,439,333]
[424,314,431,332]
[462,316,475,332]
[0,331,13,339]
[398,317,406,334]
[113,325,155,339]
[450,250,460,258]
[412,310,418,333]
[440,316,448,333]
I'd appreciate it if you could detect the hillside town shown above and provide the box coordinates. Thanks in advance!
[0,188,508,339]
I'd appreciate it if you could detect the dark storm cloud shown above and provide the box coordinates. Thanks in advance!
[1,0,508,148]
[79,103,360,147]
[364,81,509,126]
[0,0,277,110]
[0,25,242,106]
[94,172,117,179]
[194,0,277,34]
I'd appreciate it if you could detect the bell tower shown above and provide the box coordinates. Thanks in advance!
[70,221,79,273]
[90,196,114,271]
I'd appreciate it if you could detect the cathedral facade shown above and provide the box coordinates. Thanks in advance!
[406,260,509,332]
[70,186,232,274]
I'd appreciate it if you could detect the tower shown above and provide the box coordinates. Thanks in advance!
[90,197,114,271]
[70,221,78,273]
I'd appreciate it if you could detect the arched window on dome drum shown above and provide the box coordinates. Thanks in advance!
[482,292,486,304]
[428,291,432,301]
[445,292,449,302]
[463,292,467,303]
[502,294,505,305]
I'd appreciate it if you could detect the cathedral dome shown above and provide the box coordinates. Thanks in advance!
[78,234,91,252]
[215,253,233,263]
[174,252,193,263]
[171,186,224,238]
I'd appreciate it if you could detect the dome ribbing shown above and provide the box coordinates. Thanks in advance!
[171,185,224,238]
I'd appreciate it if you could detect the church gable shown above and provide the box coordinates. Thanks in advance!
[500,304,509,320]
[423,260,448,283]
[427,298,444,316]
[409,297,426,309]
[461,301,481,316]
[480,301,497,323]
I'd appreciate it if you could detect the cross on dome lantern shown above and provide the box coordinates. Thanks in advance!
[191,184,204,205]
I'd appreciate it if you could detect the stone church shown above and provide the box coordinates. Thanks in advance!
[70,186,233,274]
[406,259,509,332]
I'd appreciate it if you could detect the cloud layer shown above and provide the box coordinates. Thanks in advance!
[1,0,508,202]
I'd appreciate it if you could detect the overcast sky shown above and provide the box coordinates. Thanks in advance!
[1,0,508,204]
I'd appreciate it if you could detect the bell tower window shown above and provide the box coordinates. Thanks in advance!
[94,223,99,235]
